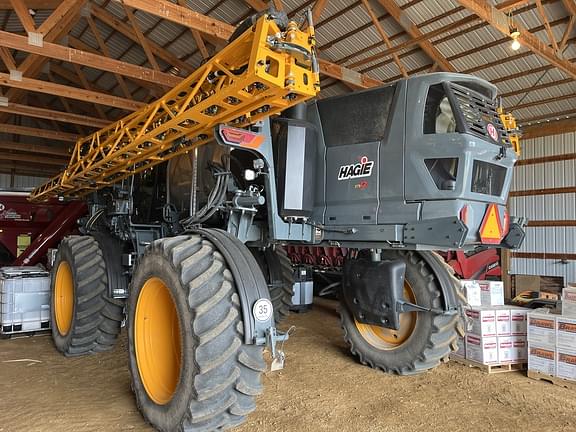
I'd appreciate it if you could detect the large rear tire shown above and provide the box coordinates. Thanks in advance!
[339,250,459,375]
[128,235,265,432]
[251,246,294,323]
[51,235,124,356]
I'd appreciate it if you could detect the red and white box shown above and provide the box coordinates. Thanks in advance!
[556,349,576,382]
[510,307,529,335]
[465,307,496,337]
[479,280,504,306]
[512,336,528,362]
[562,287,576,317]
[496,308,511,336]
[556,316,576,352]
[528,345,556,376]
[460,280,481,307]
[466,335,498,364]
[498,335,528,363]
[527,311,556,348]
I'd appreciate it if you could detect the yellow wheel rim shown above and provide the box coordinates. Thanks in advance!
[355,281,418,350]
[135,277,182,405]
[54,261,74,336]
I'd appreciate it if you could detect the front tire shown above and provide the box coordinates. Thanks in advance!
[340,250,459,375]
[51,236,123,356]
[251,246,294,323]
[128,235,265,432]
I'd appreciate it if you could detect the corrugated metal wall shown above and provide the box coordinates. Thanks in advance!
[0,173,47,189]
[509,131,576,283]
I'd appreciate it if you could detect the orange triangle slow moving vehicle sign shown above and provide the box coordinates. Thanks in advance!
[479,203,504,245]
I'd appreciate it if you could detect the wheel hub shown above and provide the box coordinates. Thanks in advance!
[135,277,182,405]
[355,281,418,350]
[54,261,74,336]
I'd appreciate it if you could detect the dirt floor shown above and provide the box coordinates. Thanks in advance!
[1,298,575,432]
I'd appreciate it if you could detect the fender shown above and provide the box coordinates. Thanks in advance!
[192,228,274,345]
[92,232,129,299]
[418,250,461,311]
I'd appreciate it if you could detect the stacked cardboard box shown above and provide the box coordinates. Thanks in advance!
[527,298,576,382]
[454,280,529,365]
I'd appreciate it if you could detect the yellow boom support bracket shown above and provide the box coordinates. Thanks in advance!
[498,106,521,156]
[31,14,320,202]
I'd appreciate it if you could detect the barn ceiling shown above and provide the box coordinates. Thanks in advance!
[0,0,574,177]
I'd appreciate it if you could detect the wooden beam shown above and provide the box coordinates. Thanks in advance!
[121,0,382,89]
[519,108,576,124]
[0,160,59,177]
[0,152,67,166]
[562,0,576,15]
[312,0,329,22]
[522,117,576,139]
[535,0,559,53]
[0,123,79,142]
[517,152,576,166]
[0,103,108,128]
[0,30,182,87]
[244,0,267,10]
[455,0,576,79]
[374,0,456,72]
[527,220,576,227]
[0,0,61,9]
[0,47,16,70]
[0,140,69,156]
[559,15,575,52]
[123,5,162,69]
[116,0,235,40]
[0,72,144,111]
[511,252,576,260]
[1,0,87,120]
[90,5,195,75]
[360,0,407,77]
[85,16,133,99]
[175,0,210,59]
[319,59,381,88]
[10,0,36,33]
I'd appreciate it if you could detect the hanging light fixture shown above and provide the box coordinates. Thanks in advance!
[508,10,521,51]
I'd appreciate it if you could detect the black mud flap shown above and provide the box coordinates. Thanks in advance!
[342,258,406,330]
[501,222,526,249]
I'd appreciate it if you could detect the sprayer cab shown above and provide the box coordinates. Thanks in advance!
[271,73,525,250]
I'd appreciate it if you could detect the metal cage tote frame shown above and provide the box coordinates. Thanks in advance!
[30,14,320,202]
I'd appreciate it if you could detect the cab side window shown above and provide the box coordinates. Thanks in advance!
[424,84,456,134]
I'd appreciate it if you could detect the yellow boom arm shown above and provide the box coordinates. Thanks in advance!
[31,14,320,202]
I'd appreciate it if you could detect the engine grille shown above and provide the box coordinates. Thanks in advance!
[450,83,511,146]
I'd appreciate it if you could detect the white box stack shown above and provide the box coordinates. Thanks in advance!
[0,266,51,335]
[527,311,556,377]
[556,316,576,382]
[478,280,504,306]
[562,287,576,317]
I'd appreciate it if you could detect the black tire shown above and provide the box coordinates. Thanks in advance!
[251,246,294,322]
[339,250,459,375]
[128,235,265,432]
[51,235,124,356]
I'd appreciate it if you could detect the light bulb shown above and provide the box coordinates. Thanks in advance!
[511,39,521,51]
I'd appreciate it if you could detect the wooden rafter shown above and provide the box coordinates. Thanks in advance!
[244,0,267,11]
[455,0,576,79]
[85,16,133,99]
[90,6,194,74]
[0,30,182,87]
[562,0,576,16]
[360,0,407,77]
[0,123,79,142]
[374,0,455,72]
[0,102,109,128]
[0,140,69,157]
[1,0,87,122]
[0,0,61,8]
[312,0,329,22]
[535,0,560,53]
[10,0,36,33]
[0,72,144,111]
[0,152,67,166]
[122,5,161,69]
[175,0,210,59]
[560,15,575,51]
[0,47,16,70]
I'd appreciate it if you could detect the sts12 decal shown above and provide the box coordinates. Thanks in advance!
[338,156,374,181]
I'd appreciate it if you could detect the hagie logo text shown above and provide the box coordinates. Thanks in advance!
[338,156,374,181]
